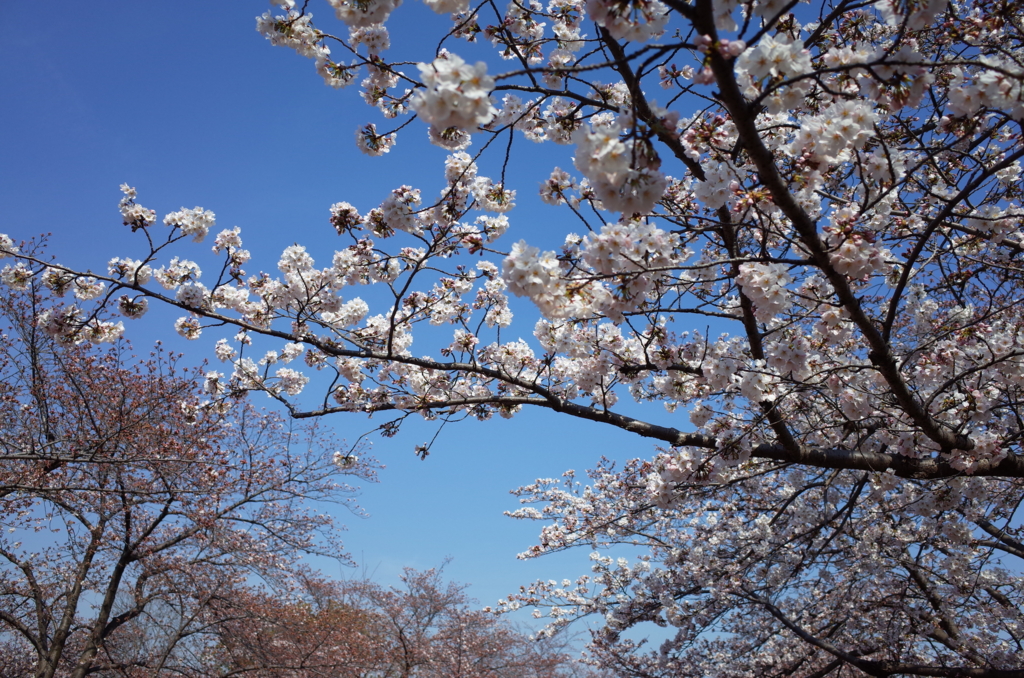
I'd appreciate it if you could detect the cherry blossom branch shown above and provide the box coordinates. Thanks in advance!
[695,0,978,455]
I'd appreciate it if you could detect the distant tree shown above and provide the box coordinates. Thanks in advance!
[205,566,588,677]
[0,278,374,678]
[334,566,584,678]
[200,573,384,677]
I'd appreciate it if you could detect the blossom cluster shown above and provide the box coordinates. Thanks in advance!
[328,0,401,27]
[411,53,496,132]
[164,206,216,243]
[572,119,668,214]
[585,0,668,42]
[257,8,358,88]
[735,263,792,323]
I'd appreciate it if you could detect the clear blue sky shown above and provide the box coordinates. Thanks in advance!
[0,1,668,618]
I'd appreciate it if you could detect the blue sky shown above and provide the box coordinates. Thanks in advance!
[0,1,671,620]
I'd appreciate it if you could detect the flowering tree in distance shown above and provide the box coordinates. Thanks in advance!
[3,0,1024,674]
[0,279,375,677]
[217,565,587,678]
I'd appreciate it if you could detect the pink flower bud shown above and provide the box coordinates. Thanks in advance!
[725,39,746,57]
[693,67,715,85]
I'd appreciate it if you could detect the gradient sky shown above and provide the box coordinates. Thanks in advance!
[0,1,678,627]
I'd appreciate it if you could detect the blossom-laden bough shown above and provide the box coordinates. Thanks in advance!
[3,0,1024,674]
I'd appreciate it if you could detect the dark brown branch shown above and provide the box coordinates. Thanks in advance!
[749,592,1024,677]
[295,395,1024,480]
[974,519,1024,559]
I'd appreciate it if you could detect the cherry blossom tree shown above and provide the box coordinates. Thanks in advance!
[330,565,586,677]
[201,565,587,677]
[198,573,385,677]
[3,0,1024,673]
[0,276,375,678]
